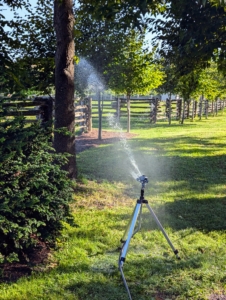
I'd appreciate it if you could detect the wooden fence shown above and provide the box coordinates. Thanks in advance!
[165,98,226,124]
[1,96,226,132]
[109,97,226,125]
[0,96,53,125]
[0,96,90,131]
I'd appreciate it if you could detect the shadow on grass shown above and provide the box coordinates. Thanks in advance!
[139,196,226,232]
[78,139,226,187]
[65,277,128,300]
[104,195,226,235]
[63,252,205,300]
[130,135,226,154]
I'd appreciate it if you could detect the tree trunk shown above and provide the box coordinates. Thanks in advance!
[192,99,195,121]
[187,100,190,118]
[54,0,76,179]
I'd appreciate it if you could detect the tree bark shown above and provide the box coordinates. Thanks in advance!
[54,0,76,179]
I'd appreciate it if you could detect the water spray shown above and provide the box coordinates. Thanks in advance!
[118,175,180,300]
[107,114,180,298]
[107,114,142,180]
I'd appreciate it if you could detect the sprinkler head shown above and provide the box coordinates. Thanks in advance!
[137,175,148,187]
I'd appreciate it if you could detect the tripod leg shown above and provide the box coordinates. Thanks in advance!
[119,202,141,300]
[120,205,137,243]
[133,203,142,236]
[145,203,180,259]
[119,263,132,300]
[119,203,141,265]
[120,203,142,244]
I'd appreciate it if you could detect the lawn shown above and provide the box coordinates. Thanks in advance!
[1,114,226,300]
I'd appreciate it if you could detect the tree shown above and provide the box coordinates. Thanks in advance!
[175,71,201,123]
[153,0,226,76]
[107,33,164,96]
[1,1,76,178]
[106,32,164,131]
[74,14,136,90]
[155,59,179,96]
[54,0,76,179]
[78,0,166,29]
[0,1,55,94]
[192,62,226,101]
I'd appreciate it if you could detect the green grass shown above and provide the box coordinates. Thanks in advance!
[1,115,226,299]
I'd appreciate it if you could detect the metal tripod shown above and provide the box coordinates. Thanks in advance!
[118,175,180,300]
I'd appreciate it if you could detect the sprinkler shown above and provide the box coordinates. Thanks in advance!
[118,175,180,300]
[136,175,148,189]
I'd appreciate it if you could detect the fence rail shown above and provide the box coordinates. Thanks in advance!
[0,96,89,130]
[0,97,52,124]
[1,96,226,133]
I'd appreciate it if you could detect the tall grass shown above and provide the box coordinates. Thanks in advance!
[0,115,226,300]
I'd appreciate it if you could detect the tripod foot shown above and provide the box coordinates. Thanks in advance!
[174,249,181,260]
[119,263,132,300]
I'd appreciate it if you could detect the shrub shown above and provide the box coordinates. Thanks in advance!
[0,115,74,262]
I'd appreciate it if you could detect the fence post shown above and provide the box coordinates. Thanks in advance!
[199,96,203,120]
[155,98,159,123]
[215,99,218,115]
[150,98,156,123]
[79,99,84,133]
[33,96,53,143]
[87,97,92,132]
[194,100,198,118]
[169,95,172,125]
[176,99,182,122]
[181,99,185,124]
[117,97,120,122]
[205,100,208,119]
[98,91,102,140]
[127,95,130,132]
[211,101,214,115]
[192,99,195,121]
[34,96,53,127]
[166,98,170,125]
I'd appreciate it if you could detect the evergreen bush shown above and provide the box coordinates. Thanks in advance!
[0,113,74,262]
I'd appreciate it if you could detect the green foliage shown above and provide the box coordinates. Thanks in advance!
[154,0,226,76]
[106,32,165,96]
[75,16,132,92]
[175,71,201,100]
[0,1,54,94]
[0,106,73,262]
[78,0,166,29]
[192,62,226,100]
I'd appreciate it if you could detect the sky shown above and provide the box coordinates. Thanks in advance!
[2,0,37,20]
[2,1,156,49]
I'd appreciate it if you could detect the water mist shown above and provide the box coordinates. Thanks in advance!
[107,113,142,180]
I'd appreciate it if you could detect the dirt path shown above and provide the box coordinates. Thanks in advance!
[76,128,137,153]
